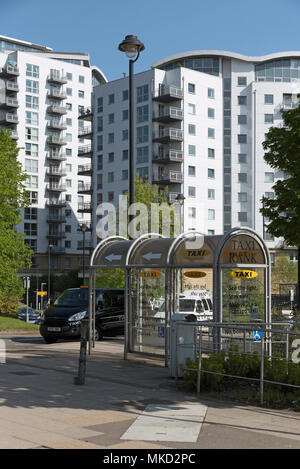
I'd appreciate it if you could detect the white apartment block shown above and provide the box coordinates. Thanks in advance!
[0,35,106,275]
[92,50,300,262]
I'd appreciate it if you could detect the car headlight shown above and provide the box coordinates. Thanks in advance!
[68,311,87,323]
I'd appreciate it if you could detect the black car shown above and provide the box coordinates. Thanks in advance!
[40,287,124,344]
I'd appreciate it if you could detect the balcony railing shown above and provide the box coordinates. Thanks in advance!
[0,113,19,125]
[153,170,184,184]
[153,85,183,102]
[152,128,183,142]
[77,183,93,194]
[46,198,67,207]
[46,167,67,177]
[77,164,92,175]
[0,64,19,78]
[152,149,183,163]
[47,120,67,130]
[46,183,67,192]
[0,97,19,109]
[47,105,67,115]
[47,73,68,84]
[48,89,67,100]
[47,135,67,146]
[78,106,93,121]
[78,126,93,138]
[281,101,299,110]
[47,216,66,223]
[78,145,93,157]
[77,202,92,212]
[6,81,19,93]
[153,106,183,122]
[46,151,67,162]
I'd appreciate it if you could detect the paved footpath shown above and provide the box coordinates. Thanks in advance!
[0,332,300,450]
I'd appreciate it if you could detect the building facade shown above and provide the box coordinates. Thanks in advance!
[0,35,106,276]
[91,50,300,262]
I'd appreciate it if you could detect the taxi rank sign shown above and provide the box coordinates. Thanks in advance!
[226,239,259,264]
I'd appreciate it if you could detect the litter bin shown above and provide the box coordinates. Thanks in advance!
[170,313,201,378]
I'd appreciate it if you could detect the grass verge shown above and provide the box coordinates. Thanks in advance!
[0,316,39,332]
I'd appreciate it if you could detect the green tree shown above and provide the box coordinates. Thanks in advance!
[271,255,298,294]
[0,130,32,313]
[260,99,300,308]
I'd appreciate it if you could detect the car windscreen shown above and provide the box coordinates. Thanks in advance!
[54,289,89,307]
[179,299,195,312]
[97,290,124,308]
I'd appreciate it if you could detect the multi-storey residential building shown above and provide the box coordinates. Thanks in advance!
[0,35,106,277]
[91,50,300,263]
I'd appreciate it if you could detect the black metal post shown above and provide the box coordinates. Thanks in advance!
[129,59,134,209]
[83,229,86,285]
[74,318,88,385]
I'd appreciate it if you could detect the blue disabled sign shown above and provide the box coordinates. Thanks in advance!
[253,330,262,341]
[158,326,165,339]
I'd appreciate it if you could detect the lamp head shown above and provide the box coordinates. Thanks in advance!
[118,35,145,60]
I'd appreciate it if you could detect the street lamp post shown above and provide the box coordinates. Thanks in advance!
[118,35,145,211]
[175,193,186,233]
[80,224,88,285]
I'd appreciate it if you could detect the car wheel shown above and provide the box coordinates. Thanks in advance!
[94,327,104,341]
[44,337,58,344]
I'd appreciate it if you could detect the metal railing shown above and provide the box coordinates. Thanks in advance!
[174,321,300,405]
[153,85,183,99]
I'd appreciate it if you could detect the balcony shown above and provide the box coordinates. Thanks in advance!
[47,215,66,223]
[47,135,67,146]
[152,85,183,103]
[46,183,67,192]
[0,64,19,79]
[47,120,67,131]
[78,164,92,176]
[152,170,184,185]
[152,128,183,143]
[47,73,68,85]
[77,202,92,213]
[47,105,67,116]
[78,126,93,139]
[46,151,67,162]
[0,98,19,110]
[0,113,18,126]
[9,129,18,140]
[47,89,67,100]
[78,106,93,121]
[46,199,67,207]
[152,106,183,123]
[46,167,67,177]
[47,232,67,240]
[77,183,93,194]
[78,145,93,158]
[168,192,181,203]
[6,81,19,94]
[152,149,183,164]
[281,101,299,111]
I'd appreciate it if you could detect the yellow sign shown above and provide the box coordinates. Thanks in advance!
[229,270,258,279]
[182,249,210,259]
[38,291,47,296]
[140,270,160,279]
[184,271,206,278]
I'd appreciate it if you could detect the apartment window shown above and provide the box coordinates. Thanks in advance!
[136,125,148,143]
[108,113,114,124]
[208,108,215,119]
[108,152,114,163]
[108,192,114,201]
[188,103,196,115]
[79,75,85,83]
[25,143,38,157]
[238,212,248,222]
[66,194,72,202]
[97,116,103,132]
[108,93,114,105]
[137,85,149,103]
[25,111,38,126]
[136,166,149,179]
[65,225,71,234]
[123,89,129,101]
[66,72,72,81]
[24,223,37,236]
[66,103,72,110]
[188,145,196,156]
[66,179,72,188]
[66,133,72,142]
[238,115,247,125]
[25,95,39,110]
[108,172,114,183]
[122,109,128,120]
[25,239,37,251]
[208,88,215,99]
[97,97,103,113]
[25,127,38,141]
[238,134,247,144]
[97,155,103,170]
[238,192,248,202]
[208,128,215,138]
[264,94,274,104]
[208,209,215,220]
[122,169,128,180]
[188,207,196,218]
[208,168,215,179]
[66,148,72,156]
[122,129,129,140]
[137,146,149,164]
[208,230,215,235]
[265,114,274,124]
[25,159,38,173]
[108,133,114,144]
[24,207,37,220]
[78,90,84,98]
[66,164,72,172]
[208,148,215,159]
[97,135,103,151]
[238,153,247,163]
[26,79,39,94]
[188,186,196,197]
[137,105,149,123]
[208,188,215,199]
[122,149,129,160]
[25,175,38,189]
[66,87,72,96]
[265,172,274,183]
[28,191,38,204]
[238,96,247,105]
[238,173,247,183]
[265,191,275,199]
[188,166,196,176]
[188,83,195,93]
[26,64,39,78]
[238,76,247,86]
[188,124,196,135]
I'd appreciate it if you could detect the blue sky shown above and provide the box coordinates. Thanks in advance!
[1,0,300,81]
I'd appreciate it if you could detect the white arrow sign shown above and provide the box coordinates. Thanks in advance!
[142,252,162,261]
[105,254,122,262]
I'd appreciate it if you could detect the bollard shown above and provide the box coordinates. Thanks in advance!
[74,318,88,385]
